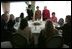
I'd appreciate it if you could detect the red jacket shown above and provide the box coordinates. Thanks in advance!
[42,9,50,19]
[51,16,57,23]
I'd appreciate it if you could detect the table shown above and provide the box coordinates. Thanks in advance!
[28,20,46,33]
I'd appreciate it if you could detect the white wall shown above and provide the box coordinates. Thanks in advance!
[10,2,28,18]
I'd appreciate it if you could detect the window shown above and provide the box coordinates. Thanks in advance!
[10,2,28,18]
[1,3,3,15]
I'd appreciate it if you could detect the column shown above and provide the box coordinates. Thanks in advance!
[2,2,10,13]
[31,1,35,21]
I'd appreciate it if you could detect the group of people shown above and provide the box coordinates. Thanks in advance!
[26,4,64,27]
[1,4,71,48]
[1,11,34,48]
[26,4,57,23]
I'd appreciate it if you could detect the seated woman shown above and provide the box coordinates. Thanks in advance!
[11,18,34,48]
[38,20,63,48]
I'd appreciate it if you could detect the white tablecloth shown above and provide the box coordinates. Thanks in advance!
[28,20,46,33]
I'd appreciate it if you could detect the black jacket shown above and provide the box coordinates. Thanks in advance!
[7,20,16,32]
[1,19,12,41]
[27,9,33,20]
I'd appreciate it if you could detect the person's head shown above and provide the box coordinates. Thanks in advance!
[58,18,64,26]
[1,14,8,22]
[19,18,28,30]
[65,15,71,23]
[10,14,14,20]
[59,18,64,22]
[45,20,54,31]
[36,6,39,10]
[28,5,32,9]
[52,12,55,16]
[20,13,24,19]
[44,6,47,10]
[4,11,10,21]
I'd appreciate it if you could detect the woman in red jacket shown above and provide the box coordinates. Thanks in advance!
[42,6,50,21]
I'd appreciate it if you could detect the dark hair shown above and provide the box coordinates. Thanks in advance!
[20,13,24,19]
[19,18,28,30]
[52,12,55,15]
[36,6,39,8]
[65,15,71,23]
[66,15,71,20]
[1,14,5,19]
[59,18,64,22]
[1,14,8,21]
[10,14,14,20]
[10,14,14,16]
[28,5,31,8]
